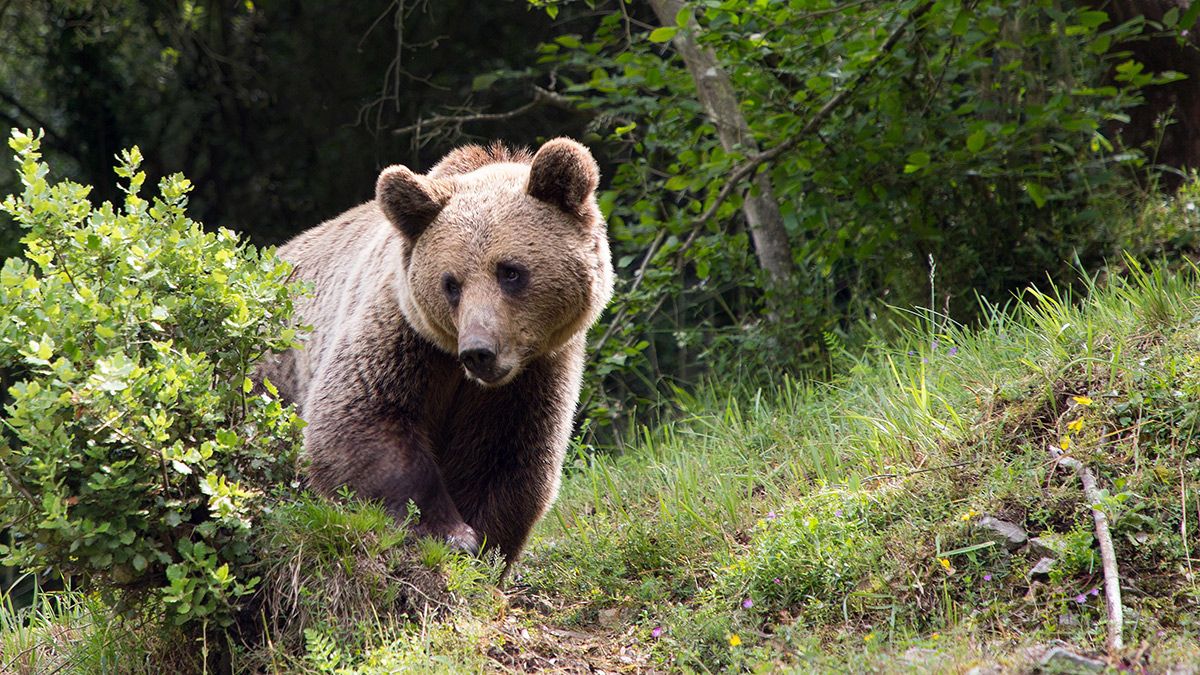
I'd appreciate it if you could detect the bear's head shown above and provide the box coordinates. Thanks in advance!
[376,138,613,386]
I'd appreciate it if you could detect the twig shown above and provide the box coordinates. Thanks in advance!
[391,87,582,137]
[1051,447,1124,655]
[861,460,971,483]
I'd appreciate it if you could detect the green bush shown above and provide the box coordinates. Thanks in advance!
[0,129,304,630]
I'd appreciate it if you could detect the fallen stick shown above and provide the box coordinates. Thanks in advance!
[1050,446,1124,655]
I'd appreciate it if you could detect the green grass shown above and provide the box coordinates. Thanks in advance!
[4,259,1200,672]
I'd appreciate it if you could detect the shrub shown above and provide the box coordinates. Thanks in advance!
[0,129,304,631]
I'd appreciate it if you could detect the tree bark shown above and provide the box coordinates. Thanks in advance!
[647,0,796,285]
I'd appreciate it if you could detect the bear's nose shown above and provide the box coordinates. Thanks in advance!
[459,345,497,378]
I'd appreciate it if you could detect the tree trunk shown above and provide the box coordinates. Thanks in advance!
[646,0,796,285]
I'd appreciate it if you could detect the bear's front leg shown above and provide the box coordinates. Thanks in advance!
[304,410,481,553]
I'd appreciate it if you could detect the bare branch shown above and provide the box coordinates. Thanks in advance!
[390,87,583,137]
[1052,446,1124,655]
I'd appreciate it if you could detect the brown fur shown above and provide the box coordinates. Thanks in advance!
[258,138,613,565]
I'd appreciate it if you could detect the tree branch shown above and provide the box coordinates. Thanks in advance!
[0,89,67,146]
[391,86,584,137]
[681,0,933,252]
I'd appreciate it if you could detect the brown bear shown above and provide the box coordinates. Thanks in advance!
[258,138,613,565]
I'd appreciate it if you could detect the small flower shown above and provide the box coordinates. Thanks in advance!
[959,508,980,521]
[1059,436,1071,451]
[834,509,844,517]
[908,350,916,356]
[766,511,777,520]
[948,346,958,356]
[922,357,929,364]
[863,631,876,643]
[983,573,993,581]
[1074,593,1087,604]
[939,558,954,575]
[1090,588,1100,596]
[1072,395,1094,406]
[931,340,940,350]
[742,598,754,609]
[729,634,742,647]
[931,632,940,640]
[1068,418,1084,432]
[651,626,663,638]
[773,577,782,584]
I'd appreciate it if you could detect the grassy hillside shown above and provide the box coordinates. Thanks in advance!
[4,260,1200,672]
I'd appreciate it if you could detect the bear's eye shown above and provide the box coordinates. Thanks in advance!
[496,262,528,294]
[441,273,461,304]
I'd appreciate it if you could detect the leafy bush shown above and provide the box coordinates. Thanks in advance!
[0,129,304,630]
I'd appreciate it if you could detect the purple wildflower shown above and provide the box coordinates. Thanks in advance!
[742,598,754,609]
[1074,593,1087,604]
[948,346,958,356]
[908,350,916,356]
[1090,588,1100,596]
[834,509,844,517]
[922,357,929,364]
[983,573,992,581]
[651,626,663,638]
[773,577,782,584]
[766,511,777,521]
[932,340,940,350]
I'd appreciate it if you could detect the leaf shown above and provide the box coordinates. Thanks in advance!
[664,175,690,191]
[903,151,930,174]
[648,27,678,43]
[1182,2,1200,30]
[966,130,986,153]
[1077,10,1108,29]
[554,35,582,49]
[1024,181,1047,208]
[951,11,970,36]
[471,73,499,91]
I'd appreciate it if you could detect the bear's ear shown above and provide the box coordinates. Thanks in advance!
[376,165,452,241]
[526,138,600,215]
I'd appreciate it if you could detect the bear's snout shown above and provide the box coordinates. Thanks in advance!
[459,336,512,384]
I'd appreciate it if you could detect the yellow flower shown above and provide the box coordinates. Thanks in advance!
[1072,395,1094,406]
[864,632,876,643]
[729,634,742,647]
[959,508,979,521]
[938,558,954,575]
[1060,436,1071,451]
[931,632,940,640]
[1067,418,1084,432]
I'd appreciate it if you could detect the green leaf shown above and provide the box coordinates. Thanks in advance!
[664,175,690,191]
[1077,10,1108,29]
[1181,2,1200,30]
[903,151,931,174]
[966,130,986,153]
[554,35,582,49]
[648,27,678,43]
[1024,181,1047,208]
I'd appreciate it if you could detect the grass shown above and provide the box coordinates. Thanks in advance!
[4,257,1200,671]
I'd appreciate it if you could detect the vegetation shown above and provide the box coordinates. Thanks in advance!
[0,131,303,644]
[1,0,1200,671]
[2,183,1199,670]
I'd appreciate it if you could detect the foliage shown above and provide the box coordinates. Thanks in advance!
[528,0,1192,438]
[0,130,304,631]
[0,0,585,250]
[6,240,1200,670]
